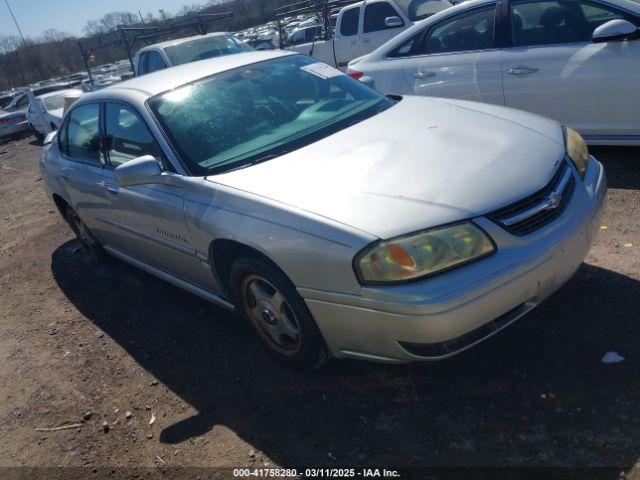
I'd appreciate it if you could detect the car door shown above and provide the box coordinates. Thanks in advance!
[57,102,117,242]
[101,101,216,290]
[376,4,504,105]
[334,6,363,68]
[28,100,46,133]
[502,0,640,138]
[360,1,408,55]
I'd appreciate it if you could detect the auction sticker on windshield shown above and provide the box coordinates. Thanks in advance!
[300,62,344,79]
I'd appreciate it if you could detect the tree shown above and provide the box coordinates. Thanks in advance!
[83,11,138,35]
[41,29,72,43]
[0,35,22,55]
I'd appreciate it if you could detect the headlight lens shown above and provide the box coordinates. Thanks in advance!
[355,222,495,284]
[564,126,589,179]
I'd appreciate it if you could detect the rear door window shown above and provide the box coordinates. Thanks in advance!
[146,51,168,73]
[66,103,101,164]
[341,7,361,36]
[137,52,149,75]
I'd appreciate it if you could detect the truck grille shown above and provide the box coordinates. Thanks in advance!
[488,161,575,236]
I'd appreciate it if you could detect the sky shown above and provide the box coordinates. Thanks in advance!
[0,0,198,39]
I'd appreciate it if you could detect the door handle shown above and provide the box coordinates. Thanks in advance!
[507,66,538,76]
[413,71,436,79]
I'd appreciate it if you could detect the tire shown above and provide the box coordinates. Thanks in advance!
[229,257,329,371]
[64,205,104,256]
[31,126,44,143]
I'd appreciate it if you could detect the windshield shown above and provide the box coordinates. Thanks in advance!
[43,94,68,111]
[148,56,392,175]
[164,35,253,66]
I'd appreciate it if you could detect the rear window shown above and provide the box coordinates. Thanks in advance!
[164,35,253,66]
[43,94,68,111]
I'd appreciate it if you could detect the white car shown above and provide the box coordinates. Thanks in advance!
[27,89,83,139]
[348,0,640,144]
[133,32,253,76]
[290,0,453,68]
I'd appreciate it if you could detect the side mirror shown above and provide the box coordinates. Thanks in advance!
[592,19,637,43]
[385,16,404,28]
[115,155,163,187]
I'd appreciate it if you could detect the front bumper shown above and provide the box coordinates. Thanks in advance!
[302,157,607,363]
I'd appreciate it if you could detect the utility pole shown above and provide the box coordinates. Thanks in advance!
[4,0,26,45]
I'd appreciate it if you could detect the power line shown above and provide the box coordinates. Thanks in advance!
[4,0,26,45]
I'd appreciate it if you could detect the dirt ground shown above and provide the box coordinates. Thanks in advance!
[0,134,639,478]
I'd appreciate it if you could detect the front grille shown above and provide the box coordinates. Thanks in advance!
[488,161,575,236]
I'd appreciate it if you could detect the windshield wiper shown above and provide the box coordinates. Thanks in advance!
[217,152,290,174]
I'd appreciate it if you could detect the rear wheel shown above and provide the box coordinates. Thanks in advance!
[65,205,103,256]
[229,257,329,370]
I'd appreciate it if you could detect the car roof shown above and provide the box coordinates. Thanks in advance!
[137,31,234,53]
[37,88,82,100]
[91,50,296,99]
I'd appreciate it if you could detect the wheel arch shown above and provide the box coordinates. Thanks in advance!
[209,239,292,299]
[51,193,70,220]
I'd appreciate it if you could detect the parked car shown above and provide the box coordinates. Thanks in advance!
[348,0,640,144]
[133,32,253,76]
[27,88,83,140]
[287,25,323,46]
[0,90,25,110]
[40,51,606,369]
[1,83,76,140]
[0,91,31,139]
[289,0,453,68]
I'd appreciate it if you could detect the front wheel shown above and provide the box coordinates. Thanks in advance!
[229,257,329,370]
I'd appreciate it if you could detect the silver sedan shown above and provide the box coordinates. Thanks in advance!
[40,51,606,369]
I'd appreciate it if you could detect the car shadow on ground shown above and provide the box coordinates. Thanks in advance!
[591,146,640,190]
[51,241,639,471]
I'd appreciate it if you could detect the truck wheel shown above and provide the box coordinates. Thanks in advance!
[229,257,329,371]
[65,205,104,256]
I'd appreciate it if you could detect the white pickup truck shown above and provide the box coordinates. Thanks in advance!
[289,0,452,68]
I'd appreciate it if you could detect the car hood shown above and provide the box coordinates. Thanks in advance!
[208,96,566,239]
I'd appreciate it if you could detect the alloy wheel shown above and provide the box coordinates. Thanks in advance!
[240,275,302,356]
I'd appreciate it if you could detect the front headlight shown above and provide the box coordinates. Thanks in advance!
[354,222,495,284]
[564,126,589,179]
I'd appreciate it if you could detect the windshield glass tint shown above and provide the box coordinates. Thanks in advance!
[43,94,68,111]
[148,56,392,175]
[164,35,253,65]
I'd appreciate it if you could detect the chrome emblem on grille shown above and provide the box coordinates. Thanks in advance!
[545,191,562,210]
